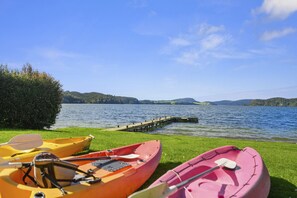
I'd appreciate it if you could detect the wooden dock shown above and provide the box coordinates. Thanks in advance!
[108,116,198,132]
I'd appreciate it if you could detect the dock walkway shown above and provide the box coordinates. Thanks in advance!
[108,116,198,132]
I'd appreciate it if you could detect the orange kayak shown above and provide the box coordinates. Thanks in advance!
[0,140,162,198]
[0,135,93,163]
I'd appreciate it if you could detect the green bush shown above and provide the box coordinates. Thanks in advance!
[0,64,63,129]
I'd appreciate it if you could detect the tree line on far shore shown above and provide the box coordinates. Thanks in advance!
[63,91,297,107]
[63,91,139,104]
[250,98,297,107]
[63,92,200,105]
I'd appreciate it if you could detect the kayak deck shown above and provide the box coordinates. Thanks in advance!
[0,140,162,198]
[0,136,93,162]
[151,145,270,198]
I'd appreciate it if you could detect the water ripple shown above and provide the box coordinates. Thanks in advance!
[53,104,297,142]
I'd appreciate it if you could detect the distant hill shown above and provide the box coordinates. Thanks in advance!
[63,92,200,105]
[211,99,252,106]
[63,91,139,104]
[211,98,297,107]
[250,97,297,107]
[173,98,197,104]
[62,91,297,107]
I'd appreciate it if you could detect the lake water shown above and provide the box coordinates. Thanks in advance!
[53,104,297,142]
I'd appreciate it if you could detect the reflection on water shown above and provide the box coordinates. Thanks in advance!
[54,104,297,142]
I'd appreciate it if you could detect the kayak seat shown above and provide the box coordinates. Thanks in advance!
[33,153,78,188]
[23,152,100,195]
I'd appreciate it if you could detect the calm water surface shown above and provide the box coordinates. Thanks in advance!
[53,104,297,142]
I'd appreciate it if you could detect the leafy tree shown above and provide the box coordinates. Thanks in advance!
[0,64,63,129]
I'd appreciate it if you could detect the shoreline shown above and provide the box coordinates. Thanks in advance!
[149,130,297,144]
[50,126,297,144]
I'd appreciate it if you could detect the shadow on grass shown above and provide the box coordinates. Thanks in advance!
[141,161,182,189]
[269,176,297,198]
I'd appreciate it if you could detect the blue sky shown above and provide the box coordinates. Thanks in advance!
[1,0,297,101]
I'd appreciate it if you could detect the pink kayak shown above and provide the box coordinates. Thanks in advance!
[150,145,270,198]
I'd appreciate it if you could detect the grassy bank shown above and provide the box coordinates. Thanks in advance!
[1,128,296,197]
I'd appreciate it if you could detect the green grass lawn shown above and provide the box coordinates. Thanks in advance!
[1,127,296,197]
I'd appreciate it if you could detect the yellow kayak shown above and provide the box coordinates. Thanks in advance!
[0,135,94,163]
[0,140,161,198]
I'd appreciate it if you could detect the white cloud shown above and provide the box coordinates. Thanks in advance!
[175,51,200,66]
[27,48,86,62]
[39,49,79,59]
[24,48,86,71]
[148,10,157,17]
[200,34,227,50]
[257,0,297,20]
[261,27,296,41]
[211,50,251,59]
[129,0,147,8]
[197,24,225,35]
[248,47,285,55]
[163,23,233,66]
[169,37,191,47]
